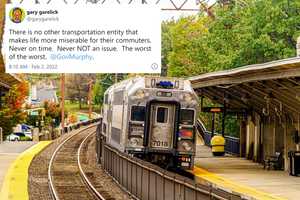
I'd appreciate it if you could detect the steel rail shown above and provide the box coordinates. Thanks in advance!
[48,124,99,200]
[77,131,107,200]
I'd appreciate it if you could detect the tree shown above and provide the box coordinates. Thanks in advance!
[93,74,115,107]
[163,0,300,77]
[162,0,300,137]
[65,74,96,109]
[163,15,212,77]
[0,81,29,137]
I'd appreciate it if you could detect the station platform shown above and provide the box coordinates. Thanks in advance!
[194,145,300,200]
[0,141,37,189]
[0,141,51,200]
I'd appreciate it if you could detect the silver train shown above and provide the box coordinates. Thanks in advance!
[99,76,199,169]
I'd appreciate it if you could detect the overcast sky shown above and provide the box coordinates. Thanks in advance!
[160,0,214,20]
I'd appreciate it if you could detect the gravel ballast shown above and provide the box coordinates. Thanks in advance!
[28,126,132,200]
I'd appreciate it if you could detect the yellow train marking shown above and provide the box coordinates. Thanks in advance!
[0,141,52,200]
[189,166,287,200]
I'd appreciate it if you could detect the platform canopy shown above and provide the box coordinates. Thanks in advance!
[0,64,20,89]
[0,52,20,89]
[189,57,300,120]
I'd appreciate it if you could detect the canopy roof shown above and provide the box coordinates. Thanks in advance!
[189,57,300,120]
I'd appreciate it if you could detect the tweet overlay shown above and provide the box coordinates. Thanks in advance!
[2,5,161,73]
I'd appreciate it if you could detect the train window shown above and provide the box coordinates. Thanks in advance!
[131,106,145,121]
[157,107,168,123]
[113,91,123,105]
[180,109,195,125]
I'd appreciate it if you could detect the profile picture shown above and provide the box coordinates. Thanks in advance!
[9,7,26,23]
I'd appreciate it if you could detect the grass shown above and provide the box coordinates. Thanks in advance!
[64,100,101,114]
[19,136,32,141]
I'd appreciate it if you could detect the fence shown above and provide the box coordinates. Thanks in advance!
[98,135,245,200]
[196,120,240,155]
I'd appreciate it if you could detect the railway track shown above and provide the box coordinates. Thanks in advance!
[48,125,113,200]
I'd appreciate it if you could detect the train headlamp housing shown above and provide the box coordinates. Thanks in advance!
[130,138,139,146]
[180,93,193,103]
[177,140,194,152]
[184,93,193,102]
[129,137,143,147]
[131,89,149,100]
[135,89,145,98]
[182,141,192,151]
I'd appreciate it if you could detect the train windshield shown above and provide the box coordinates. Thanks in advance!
[180,109,195,125]
[156,107,169,123]
[131,106,145,121]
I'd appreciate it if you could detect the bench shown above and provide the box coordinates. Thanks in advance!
[263,152,283,170]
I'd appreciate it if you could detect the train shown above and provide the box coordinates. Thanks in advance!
[97,76,199,170]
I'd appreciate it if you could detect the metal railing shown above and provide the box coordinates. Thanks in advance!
[99,139,244,200]
[196,120,240,155]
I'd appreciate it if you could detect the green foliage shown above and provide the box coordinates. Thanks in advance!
[20,136,32,141]
[44,101,64,127]
[65,74,96,109]
[0,82,28,138]
[25,115,40,127]
[163,0,300,137]
[93,74,115,106]
[224,116,240,138]
[163,0,300,77]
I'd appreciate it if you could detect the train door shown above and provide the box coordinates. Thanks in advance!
[149,103,175,149]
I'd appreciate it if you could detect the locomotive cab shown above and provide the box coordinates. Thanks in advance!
[101,76,198,170]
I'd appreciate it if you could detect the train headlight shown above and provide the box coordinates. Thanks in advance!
[180,93,193,103]
[184,93,193,102]
[182,141,192,151]
[132,89,145,100]
[130,138,139,146]
[178,140,193,152]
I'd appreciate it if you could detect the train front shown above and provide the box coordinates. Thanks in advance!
[127,77,199,170]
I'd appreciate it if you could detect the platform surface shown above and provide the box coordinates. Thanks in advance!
[0,141,51,200]
[0,142,37,190]
[195,145,300,200]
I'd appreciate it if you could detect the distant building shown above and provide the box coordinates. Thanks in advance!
[29,82,58,106]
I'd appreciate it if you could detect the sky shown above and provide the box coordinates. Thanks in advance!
[160,0,215,20]
[161,0,198,20]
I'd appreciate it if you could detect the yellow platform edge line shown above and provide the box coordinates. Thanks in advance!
[0,141,52,200]
[190,166,287,200]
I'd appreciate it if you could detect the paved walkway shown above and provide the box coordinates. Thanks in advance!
[0,142,37,190]
[194,145,300,200]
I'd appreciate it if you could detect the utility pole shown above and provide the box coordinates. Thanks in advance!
[60,74,65,134]
[88,80,93,119]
